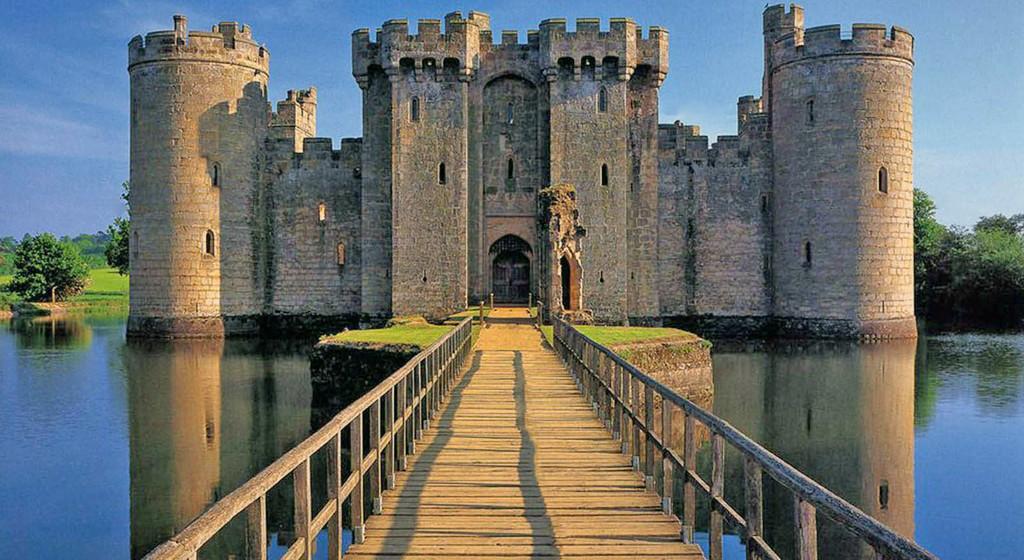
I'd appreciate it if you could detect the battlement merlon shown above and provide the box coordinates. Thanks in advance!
[270,88,317,151]
[763,4,805,39]
[771,23,914,68]
[538,18,668,83]
[128,15,269,74]
[352,12,488,83]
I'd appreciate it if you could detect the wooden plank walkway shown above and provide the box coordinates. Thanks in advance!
[347,308,704,559]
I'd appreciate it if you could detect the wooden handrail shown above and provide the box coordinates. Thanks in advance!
[142,318,475,560]
[551,317,937,560]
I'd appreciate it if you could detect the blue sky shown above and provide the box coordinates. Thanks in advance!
[0,0,1020,237]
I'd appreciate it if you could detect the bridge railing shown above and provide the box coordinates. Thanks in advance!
[143,317,474,560]
[552,317,937,560]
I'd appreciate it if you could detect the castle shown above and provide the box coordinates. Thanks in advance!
[126,4,916,339]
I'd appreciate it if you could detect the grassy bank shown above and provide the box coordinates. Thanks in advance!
[539,324,696,349]
[321,319,452,349]
[0,268,129,315]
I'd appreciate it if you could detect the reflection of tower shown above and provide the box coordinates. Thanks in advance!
[126,338,222,558]
[712,340,915,558]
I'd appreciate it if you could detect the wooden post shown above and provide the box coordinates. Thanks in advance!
[795,498,818,560]
[489,292,494,310]
[710,433,725,560]
[661,398,674,515]
[744,456,764,560]
[385,388,396,489]
[643,383,655,491]
[369,399,382,514]
[528,292,533,310]
[682,413,696,543]
[293,459,312,560]
[326,433,343,560]
[479,300,485,327]
[244,495,267,560]
[350,414,365,544]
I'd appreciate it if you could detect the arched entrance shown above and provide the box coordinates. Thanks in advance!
[490,235,531,304]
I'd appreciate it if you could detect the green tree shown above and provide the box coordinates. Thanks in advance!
[105,181,131,275]
[8,233,89,301]
[105,217,130,275]
[974,213,1024,236]
[913,189,949,316]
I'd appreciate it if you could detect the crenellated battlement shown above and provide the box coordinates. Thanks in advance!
[771,22,913,68]
[128,15,268,74]
[352,13,668,85]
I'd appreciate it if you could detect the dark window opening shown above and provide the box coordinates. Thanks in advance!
[599,271,605,284]
[806,99,815,125]
[761,194,769,213]
[421,271,427,283]
[353,167,361,179]
[212,162,220,187]
[506,102,514,125]
[132,231,139,261]
[598,87,608,113]
[879,480,890,510]
[204,230,215,256]
[601,164,609,186]
[507,159,514,180]
[560,257,573,310]
[878,166,889,193]
[410,97,420,121]
[804,241,812,267]
[438,162,446,185]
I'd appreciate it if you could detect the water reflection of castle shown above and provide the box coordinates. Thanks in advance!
[712,340,915,558]
[125,338,313,559]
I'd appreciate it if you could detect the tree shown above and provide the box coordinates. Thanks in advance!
[912,189,949,316]
[105,217,130,275]
[974,214,1024,236]
[105,181,131,275]
[8,233,89,301]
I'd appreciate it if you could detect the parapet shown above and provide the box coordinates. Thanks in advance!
[270,88,317,150]
[538,18,668,82]
[128,15,269,74]
[763,4,804,38]
[772,21,913,68]
[352,12,487,82]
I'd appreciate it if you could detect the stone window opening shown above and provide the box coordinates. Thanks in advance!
[804,241,812,267]
[506,102,514,125]
[438,162,447,185]
[598,87,608,113]
[581,56,595,80]
[132,231,139,261]
[878,166,889,193]
[318,202,327,222]
[599,271,605,284]
[761,193,770,213]
[410,97,420,122]
[601,163,609,186]
[353,167,361,179]
[204,230,215,256]
[879,480,890,510]
[806,99,815,125]
[336,241,346,267]
[507,159,514,180]
[421,271,428,283]
[212,162,221,187]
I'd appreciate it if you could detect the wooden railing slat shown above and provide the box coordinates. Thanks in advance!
[350,408,365,544]
[293,458,312,560]
[244,494,266,560]
[710,433,725,560]
[745,456,764,560]
[327,433,342,560]
[795,497,818,560]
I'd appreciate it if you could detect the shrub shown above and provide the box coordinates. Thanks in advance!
[7,233,89,302]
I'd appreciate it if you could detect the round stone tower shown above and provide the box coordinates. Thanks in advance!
[127,16,269,336]
[768,14,916,338]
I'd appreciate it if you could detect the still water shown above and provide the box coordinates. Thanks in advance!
[0,316,1021,559]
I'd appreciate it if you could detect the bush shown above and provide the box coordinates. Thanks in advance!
[105,217,130,275]
[7,233,89,302]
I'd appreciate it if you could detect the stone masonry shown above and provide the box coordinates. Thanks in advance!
[127,4,916,339]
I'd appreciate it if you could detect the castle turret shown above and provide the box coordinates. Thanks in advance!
[128,16,269,336]
[768,8,916,338]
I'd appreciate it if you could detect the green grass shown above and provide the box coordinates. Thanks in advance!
[575,326,696,346]
[448,305,493,320]
[0,268,129,314]
[321,322,453,349]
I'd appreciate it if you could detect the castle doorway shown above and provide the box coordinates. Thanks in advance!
[489,235,531,304]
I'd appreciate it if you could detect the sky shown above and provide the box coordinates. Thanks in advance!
[0,0,1020,238]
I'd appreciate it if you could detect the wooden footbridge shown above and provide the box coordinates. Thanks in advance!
[144,308,937,560]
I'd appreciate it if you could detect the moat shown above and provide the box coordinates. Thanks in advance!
[1,316,1021,559]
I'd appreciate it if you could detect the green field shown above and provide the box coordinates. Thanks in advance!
[1,268,129,314]
[539,324,695,349]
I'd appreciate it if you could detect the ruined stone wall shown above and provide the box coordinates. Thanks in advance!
[770,24,915,338]
[127,17,268,336]
[265,138,362,318]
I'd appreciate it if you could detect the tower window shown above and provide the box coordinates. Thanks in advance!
[438,162,446,185]
[804,241,812,267]
[601,163,609,186]
[212,162,220,187]
[879,480,890,510]
[336,242,346,266]
[507,159,514,180]
[878,166,889,194]
[353,167,361,179]
[318,202,327,222]
[204,230,215,256]
[598,87,608,113]
[506,102,514,125]
[806,99,815,125]
[410,97,420,122]
[132,231,139,261]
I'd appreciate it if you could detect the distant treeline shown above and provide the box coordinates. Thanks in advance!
[0,232,111,275]
[915,189,1024,329]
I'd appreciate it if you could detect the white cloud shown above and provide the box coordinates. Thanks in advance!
[0,107,124,161]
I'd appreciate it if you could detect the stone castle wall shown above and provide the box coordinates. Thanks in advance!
[128,6,917,339]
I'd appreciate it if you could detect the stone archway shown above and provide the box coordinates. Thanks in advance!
[489,235,531,304]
